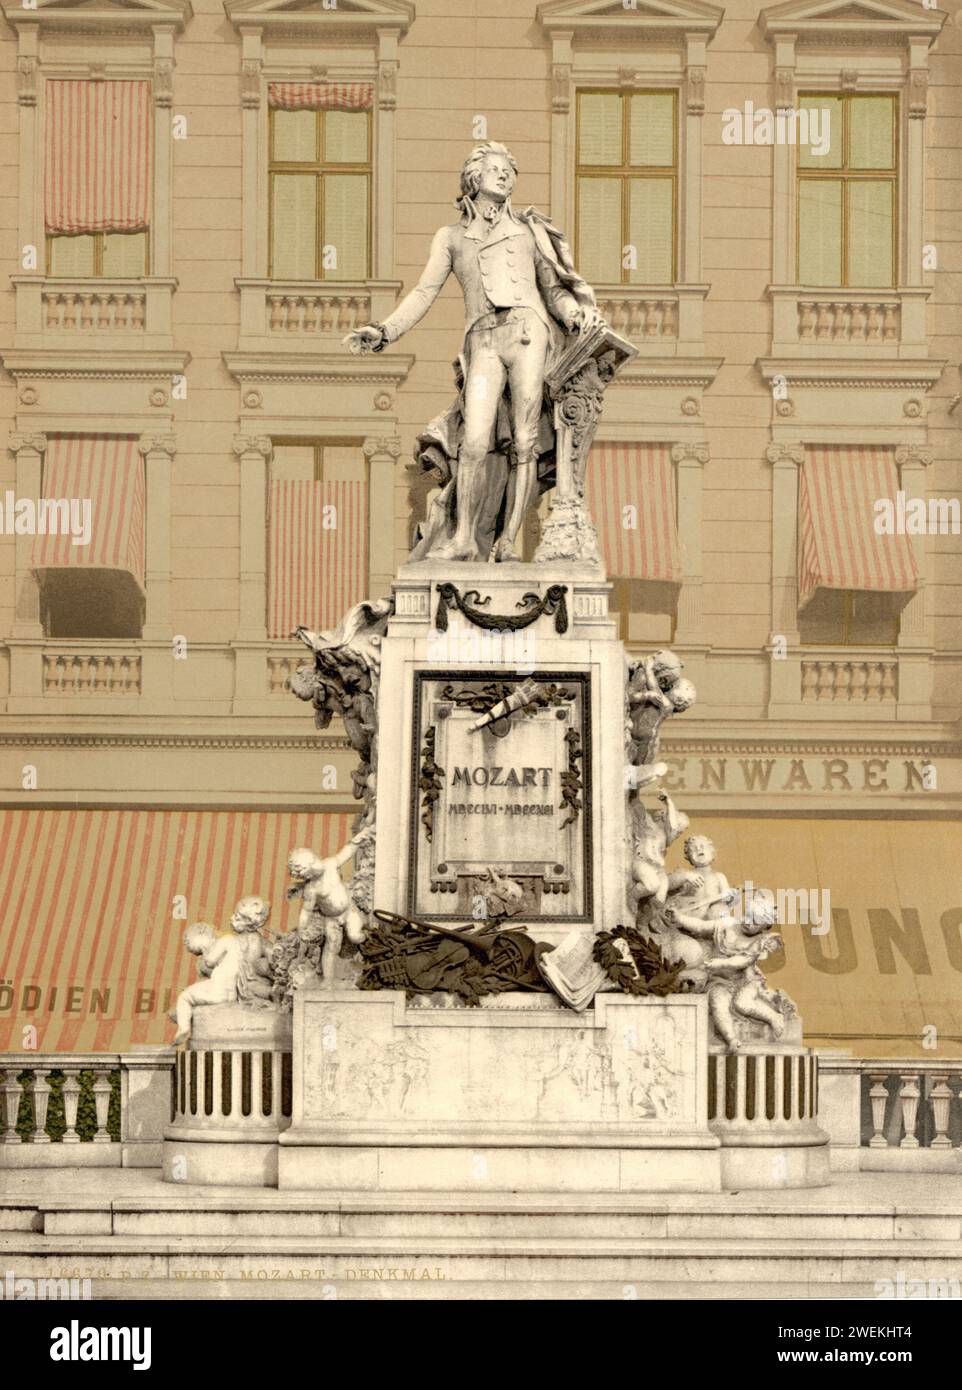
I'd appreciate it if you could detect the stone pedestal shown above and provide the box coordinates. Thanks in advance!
[162,1005,292,1187]
[374,560,628,948]
[278,988,723,1193]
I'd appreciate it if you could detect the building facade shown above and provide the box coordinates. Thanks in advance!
[0,0,959,1057]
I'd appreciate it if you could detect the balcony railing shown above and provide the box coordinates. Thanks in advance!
[43,648,142,697]
[0,1051,174,1168]
[801,656,898,704]
[236,278,402,345]
[593,283,708,353]
[11,276,177,348]
[768,285,930,360]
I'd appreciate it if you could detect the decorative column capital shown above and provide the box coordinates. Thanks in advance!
[551,62,572,114]
[686,66,706,116]
[153,57,174,109]
[241,58,262,109]
[895,445,934,468]
[138,433,177,460]
[774,66,795,112]
[671,442,709,466]
[16,55,37,108]
[766,442,805,466]
[363,435,402,461]
[377,59,398,111]
[908,69,928,120]
[8,432,46,457]
[232,433,272,460]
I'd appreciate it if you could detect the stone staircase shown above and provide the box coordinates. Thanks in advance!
[1,1172,961,1299]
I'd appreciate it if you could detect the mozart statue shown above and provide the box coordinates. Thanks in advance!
[345,141,606,563]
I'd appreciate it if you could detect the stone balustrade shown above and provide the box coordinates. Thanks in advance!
[801,657,898,703]
[43,649,142,696]
[267,652,299,695]
[798,296,900,344]
[43,285,146,332]
[266,286,372,335]
[865,1065,962,1151]
[0,1051,173,1167]
[596,291,677,340]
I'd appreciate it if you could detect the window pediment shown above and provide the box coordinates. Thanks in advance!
[223,0,413,37]
[538,0,722,40]
[760,0,945,46]
[1,0,192,33]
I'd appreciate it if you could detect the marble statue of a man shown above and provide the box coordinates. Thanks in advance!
[345,141,602,563]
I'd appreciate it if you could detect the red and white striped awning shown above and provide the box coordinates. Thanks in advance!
[585,443,681,582]
[268,479,368,639]
[32,436,146,589]
[0,810,355,1053]
[268,82,374,111]
[45,80,152,234]
[799,446,919,610]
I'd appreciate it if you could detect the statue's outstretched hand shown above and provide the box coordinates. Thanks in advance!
[343,324,386,355]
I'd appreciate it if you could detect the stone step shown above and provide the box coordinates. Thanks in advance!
[3,1230,961,1285]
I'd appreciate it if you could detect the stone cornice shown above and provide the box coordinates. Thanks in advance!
[222,350,414,387]
[0,732,351,751]
[757,357,946,391]
[223,0,414,39]
[537,0,724,43]
[0,350,191,381]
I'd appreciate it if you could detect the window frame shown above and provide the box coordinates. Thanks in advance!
[574,87,679,287]
[46,228,151,278]
[267,105,373,282]
[795,90,899,290]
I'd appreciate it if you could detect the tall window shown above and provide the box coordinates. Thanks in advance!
[575,90,677,287]
[797,93,898,288]
[269,102,372,281]
[45,80,151,277]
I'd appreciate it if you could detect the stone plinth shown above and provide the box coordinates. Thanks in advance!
[163,1005,293,1187]
[373,560,628,948]
[278,987,723,1193]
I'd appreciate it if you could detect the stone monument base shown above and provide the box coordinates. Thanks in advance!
[278,988,725,1193]
[162,1005,293,1188]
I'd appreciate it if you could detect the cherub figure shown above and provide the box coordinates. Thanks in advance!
[628,789,690,913]
[476,865,525,920]
[170,896,273,1044]
[663,892,790,1050]
[626,649,696,789]
[287,829,373,988]
[666,835,734,920]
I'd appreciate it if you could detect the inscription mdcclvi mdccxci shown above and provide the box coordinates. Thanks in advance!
[409,671,593,923]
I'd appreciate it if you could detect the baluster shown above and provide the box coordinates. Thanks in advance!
[283,296,297,331]
[62,293,77,330]
[30,1070,52,1143]
[929,1074,952,1149]
[865,663,883,701]
[815,301,832,340]
[834,662,852,702]
[882,302,898,341]
[93,656,108,695]
[302,296,318,333]
[1,1074,23,1143]
[898,1072,921,1148]
[662,298,677,337]
[92,1070,113,1144]
[801,663,817,701]
[798,301,816,339]
[865,303,881,340]
[868,1073,890,1146]
[643,300,659,337]
[97,294,112,330]
[131,294,145,330]
[79,293,94,330]
[816,661,835,701]
[831,301,846,340]
[44,294,58,329]
[849,301,866,340]
[268,296,284,331]
[849,663,867,701]
[880,664,897,701]
[61,1068,82,1144]
[319,296,333,333]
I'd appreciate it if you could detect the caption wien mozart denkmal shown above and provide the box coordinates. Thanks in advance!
[163,143,828,1194]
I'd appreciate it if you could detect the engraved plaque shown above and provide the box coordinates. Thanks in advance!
[409,671,592,922]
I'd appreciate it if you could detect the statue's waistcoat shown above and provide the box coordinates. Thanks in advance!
[453,220,551,335]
